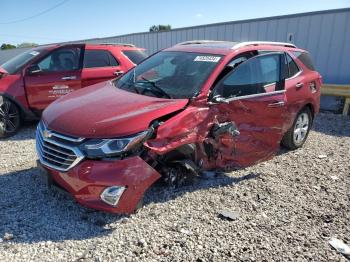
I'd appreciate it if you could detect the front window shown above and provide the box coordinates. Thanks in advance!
[1,50,42,74]
[37,47,81,72]
[213,53,284,99]
[116,51,222,99]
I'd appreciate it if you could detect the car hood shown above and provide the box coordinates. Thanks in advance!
[43,81,188,138]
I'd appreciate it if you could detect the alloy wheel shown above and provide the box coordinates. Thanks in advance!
[293,112,309,145]
[0,99,20,135]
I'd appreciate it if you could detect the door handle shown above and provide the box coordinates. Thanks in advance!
[295,82,304,89]
[268,101,285,107]
[114,70,124,76]
[61,76,76,80]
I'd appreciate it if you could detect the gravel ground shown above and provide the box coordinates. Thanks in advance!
[0,113,349,262]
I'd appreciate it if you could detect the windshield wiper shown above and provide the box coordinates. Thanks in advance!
[139,77,172,99]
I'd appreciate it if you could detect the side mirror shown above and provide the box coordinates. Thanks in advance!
[211,94,229,104]
[27,64,41,75]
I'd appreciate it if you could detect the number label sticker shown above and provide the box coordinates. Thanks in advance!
[29,51,40,56]
[194,56,221,63]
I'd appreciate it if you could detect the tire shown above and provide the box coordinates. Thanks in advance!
[281,107,312,150]
[0,97,22,138]
[135,197,144,212]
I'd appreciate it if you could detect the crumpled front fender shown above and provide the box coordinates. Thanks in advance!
[145,106,213,154]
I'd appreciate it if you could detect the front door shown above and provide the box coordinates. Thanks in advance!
[209,52,288,168]
[24,44,84,111]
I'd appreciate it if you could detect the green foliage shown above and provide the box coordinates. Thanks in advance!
[149,24,171,32]
[17,42,38,48]
[1,43,16,50]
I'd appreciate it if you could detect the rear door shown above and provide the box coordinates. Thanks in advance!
[24,44,84,111]
[81,49,124,87]
[209,53,289,168]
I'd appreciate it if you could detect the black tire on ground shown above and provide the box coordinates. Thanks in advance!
[281,107,312,150]
[0,97,22,138]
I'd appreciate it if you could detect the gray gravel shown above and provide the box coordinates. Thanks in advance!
[0,113,349,262]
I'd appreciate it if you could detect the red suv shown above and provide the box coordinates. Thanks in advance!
[0,43,147,137]
[36,41,322,214]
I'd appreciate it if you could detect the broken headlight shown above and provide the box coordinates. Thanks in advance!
[80,130,149,158]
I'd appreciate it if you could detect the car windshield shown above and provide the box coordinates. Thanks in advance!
[115,51,222,99]
[1,50,42,74]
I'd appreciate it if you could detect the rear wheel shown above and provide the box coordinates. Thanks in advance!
[0,98,21,138]
[281,107,312,150]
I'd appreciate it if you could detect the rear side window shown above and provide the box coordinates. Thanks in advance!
[84,50,119,68]
[122,50,148,64]
[286,53,300,77]
[293,51,315,71]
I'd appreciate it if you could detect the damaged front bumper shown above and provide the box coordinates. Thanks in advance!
[38,156,161,214]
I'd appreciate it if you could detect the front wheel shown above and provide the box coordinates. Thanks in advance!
[0,97,21,138]
[281,108,312,150]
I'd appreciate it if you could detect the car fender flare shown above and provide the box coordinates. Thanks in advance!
[0,92,36,120]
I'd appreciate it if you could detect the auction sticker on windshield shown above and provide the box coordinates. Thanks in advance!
[29,51,40,56]
[194,56,221,63]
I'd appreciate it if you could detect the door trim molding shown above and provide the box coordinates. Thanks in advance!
[224,90,286,102]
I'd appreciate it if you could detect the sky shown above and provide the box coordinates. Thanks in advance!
[1,0,350,45]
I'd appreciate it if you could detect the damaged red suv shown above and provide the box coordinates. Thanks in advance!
[0,43,147,137]
[36,41,321,213]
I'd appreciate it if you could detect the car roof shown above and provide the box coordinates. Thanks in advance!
[35,43,143,51]
[85,43,143,50]
[165,40,305,55]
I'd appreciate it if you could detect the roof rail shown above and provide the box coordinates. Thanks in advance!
[97,43,136,47]
[233,41,297,49]
[176,40,226,46]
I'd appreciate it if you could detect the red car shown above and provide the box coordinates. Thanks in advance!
[0,43,147,137]
[36,41,322,214]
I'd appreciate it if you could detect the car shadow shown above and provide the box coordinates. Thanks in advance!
[0,167,259,244]
[0,121,37,141]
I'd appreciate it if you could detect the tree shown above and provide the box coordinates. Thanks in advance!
[17,42,38,48]
[149,24,171,32]
[1,43,16,50]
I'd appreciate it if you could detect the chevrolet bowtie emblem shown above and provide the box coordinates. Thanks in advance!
[43,129,52,138]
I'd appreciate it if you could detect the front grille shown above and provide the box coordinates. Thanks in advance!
[36,122,84,172]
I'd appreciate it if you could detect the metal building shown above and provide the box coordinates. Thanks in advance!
[1,8,349,110]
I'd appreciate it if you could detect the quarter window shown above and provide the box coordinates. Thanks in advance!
[214,53,283,99]
[293,51,315,71]
[37,47,81,72]
[122,50,148,64]
[286,53,300,77]
[83,50,119,68]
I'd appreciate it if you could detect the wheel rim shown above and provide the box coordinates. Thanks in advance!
[293,112,309,145]
[0,100,20,133]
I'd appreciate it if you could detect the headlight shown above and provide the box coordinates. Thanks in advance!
[80,130,149,158]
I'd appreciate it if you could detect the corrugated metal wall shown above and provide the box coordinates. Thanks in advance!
[74,8,350,85]
[1,8,349,110]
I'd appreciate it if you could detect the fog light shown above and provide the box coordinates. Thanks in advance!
[100,186,126,206]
